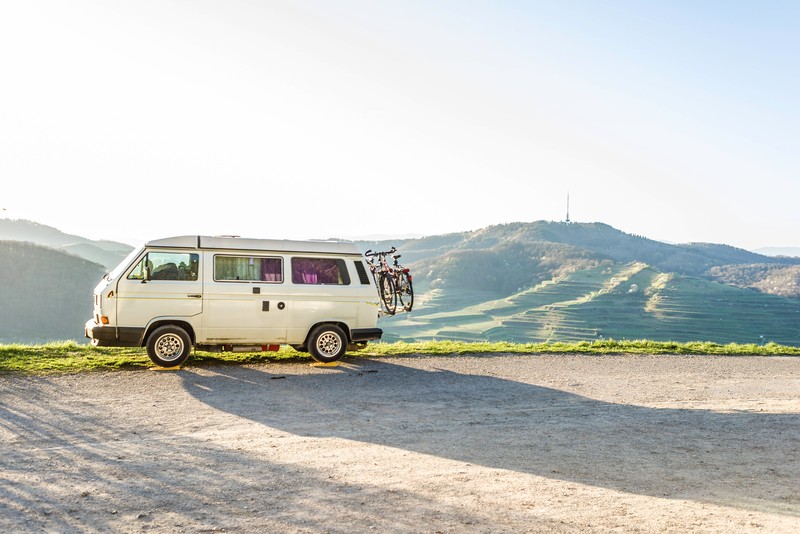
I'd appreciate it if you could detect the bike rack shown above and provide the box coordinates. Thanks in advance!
[365,247,414,317]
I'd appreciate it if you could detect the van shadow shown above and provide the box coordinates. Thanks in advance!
[180,357,800,516]
[0,375,511,532]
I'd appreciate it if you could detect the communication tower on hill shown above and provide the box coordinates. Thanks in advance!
[564,193,571,224]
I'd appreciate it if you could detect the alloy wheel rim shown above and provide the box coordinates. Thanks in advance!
[156,334,183,361]
[317,332,341,357]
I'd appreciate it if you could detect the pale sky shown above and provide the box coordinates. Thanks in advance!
[1,1,798,250]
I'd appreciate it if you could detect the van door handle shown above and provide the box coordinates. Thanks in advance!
[187,294,202,298]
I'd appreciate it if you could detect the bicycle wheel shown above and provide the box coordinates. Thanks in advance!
[378,272,397,315]
[396,271,414,312]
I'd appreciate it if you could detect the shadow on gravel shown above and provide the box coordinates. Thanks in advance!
[0,375,511,532]
[181,357,800,516]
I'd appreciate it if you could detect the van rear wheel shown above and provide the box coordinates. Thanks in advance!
[308,325,347,363]
[146,325,192,367]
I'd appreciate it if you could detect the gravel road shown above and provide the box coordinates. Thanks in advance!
[1,353,799,533]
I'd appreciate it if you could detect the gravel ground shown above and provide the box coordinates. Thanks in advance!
[1,353,799,533]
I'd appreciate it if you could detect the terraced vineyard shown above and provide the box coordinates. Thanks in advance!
[381,262,800,346]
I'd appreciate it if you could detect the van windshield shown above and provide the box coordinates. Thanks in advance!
[107,246,145,282]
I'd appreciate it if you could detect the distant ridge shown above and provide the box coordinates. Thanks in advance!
[0,219,133,269]
[754,247,800,258]
[358,220,798,278]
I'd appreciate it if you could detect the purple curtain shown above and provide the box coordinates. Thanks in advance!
[292,258,339,284]
[260,258,282,282]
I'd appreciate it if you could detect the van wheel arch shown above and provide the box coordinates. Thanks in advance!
[142,320,196,347]
[306,322,349,363]
[142,321,196,368]
[304,321,350,345]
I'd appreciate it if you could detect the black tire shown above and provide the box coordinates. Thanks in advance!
[146,325,192,367]
[396,271,414,312]
[308,324,347,363]
[378,272,397,315]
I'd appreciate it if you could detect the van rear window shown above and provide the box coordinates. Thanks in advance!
[354,260,371,285]
[215,256,283,282]
[291,258,350,285]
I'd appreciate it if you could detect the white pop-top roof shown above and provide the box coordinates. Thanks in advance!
[145,235,361,255]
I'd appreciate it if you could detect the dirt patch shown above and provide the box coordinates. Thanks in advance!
[1,354,799,532]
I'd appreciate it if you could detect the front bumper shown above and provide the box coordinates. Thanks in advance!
[85,319,117,342]
[84,319,143,347]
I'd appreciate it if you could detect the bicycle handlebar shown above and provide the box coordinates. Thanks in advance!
[364,247,396,257]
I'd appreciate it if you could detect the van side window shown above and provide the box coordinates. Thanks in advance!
[128,252,199,281]
[291,258,351,285]
[215,255,283,282]
[354,260,371,285]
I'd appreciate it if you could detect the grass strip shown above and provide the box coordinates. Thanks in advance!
[0,339,798,376]
[362,339,800,356]
[0,341,305,376]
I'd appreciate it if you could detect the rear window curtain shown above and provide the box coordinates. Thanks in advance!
[291,258,350,285]
[215,256,283,282]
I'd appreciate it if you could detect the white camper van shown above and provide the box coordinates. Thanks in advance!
[85,235,383,367]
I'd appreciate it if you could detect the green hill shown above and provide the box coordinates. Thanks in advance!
[358,221,800,294]
[360,221,800,346]
[0,241,105,343]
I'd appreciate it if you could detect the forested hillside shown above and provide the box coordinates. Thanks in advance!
[708,264,800,298]
[0,241,104,343]
[358,221,800,298]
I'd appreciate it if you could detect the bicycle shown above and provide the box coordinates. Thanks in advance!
[365,247,414,314]
[364,247,398,315]
[390,253,414,312]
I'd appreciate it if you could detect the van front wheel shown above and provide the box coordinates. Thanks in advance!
[146,325,192,367]
[308,325,347,363]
